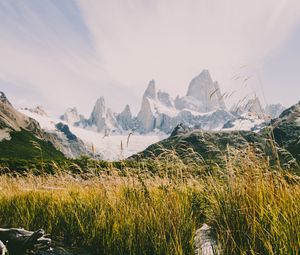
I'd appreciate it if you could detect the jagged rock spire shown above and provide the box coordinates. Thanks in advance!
[60,107,80,125]
[0,91,11,105]
[186,70,226,111]
[143,80,156,99]
[117,104,134,130]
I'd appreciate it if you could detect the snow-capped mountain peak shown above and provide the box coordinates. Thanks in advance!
[186,69,213,99]
[175,70,226,112]
[60,107,81,125]
[143,79,156,99]
[58,69,286,136]
[87,97,120,133]
[117,104,133,130]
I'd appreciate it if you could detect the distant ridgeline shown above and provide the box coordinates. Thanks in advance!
[131,101,300,172]
[0,70,296,171]
[60,70,285,135]
[0,91,92,162]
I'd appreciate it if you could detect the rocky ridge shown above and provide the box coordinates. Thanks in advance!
[131,101,300,170]
[0,92,90,159]
[60,70,286,135]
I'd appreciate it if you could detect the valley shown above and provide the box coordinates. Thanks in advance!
[1,2,300,254]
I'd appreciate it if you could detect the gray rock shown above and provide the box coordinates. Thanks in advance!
[136,72,232,134]
[231,96,264,116]
[59,70,284,136]
[0,91,12,106]
[60,108,81,125]
[265,103,286,118]
[157,90,174,107]
[194,224,220,255]
[183,70,226,112]
[143,79,156,99]
[84,97,120,133]
[117,104,134,130]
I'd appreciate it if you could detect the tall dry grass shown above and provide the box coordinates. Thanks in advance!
[207,148,300,255]
[0,174,201,255]
[0,150,299,254]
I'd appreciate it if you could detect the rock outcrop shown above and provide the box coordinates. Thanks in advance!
[231,96,264,116]
[60,107,82,125]
[135,72,233,133]
[23,106,48,116]
[270,101,300,166]
[136,80,159,133]
[0,92,40,134]
[117,104,134,130]
[75,97,120,134]
[54,122,91,158]
[0,92,65,159]
[0,91,11,106]
[175,70,226,112]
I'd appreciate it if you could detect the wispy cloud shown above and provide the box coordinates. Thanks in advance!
[0,0,300,116]
[0,1,122,115]
[77,0,300,106]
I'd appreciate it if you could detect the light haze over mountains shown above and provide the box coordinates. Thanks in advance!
[0,0,300,116]
[60,70,285,134]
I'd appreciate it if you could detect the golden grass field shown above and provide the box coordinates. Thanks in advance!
[0,150,299,255]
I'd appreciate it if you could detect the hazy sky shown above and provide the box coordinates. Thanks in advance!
[0,0,300,117]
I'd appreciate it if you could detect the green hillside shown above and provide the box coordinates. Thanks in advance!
[0,129,64,160]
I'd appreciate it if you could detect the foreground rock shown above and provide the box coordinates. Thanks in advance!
[194,224,220,255]
[0,228,51,255]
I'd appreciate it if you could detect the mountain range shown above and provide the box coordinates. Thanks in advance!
[61,70,285,134]
[0,69,292,161]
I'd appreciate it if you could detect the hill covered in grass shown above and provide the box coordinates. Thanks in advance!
[132,101,300,172]
[0,129,64,160]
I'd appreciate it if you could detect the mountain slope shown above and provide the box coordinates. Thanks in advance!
[132,101,300,169]
[0,129,64,160]
[271,101,300,164]
[21,108,166,160]
[19,109,92,159]
[0,92,64,160]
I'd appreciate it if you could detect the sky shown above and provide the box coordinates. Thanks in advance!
[0,0,300,117]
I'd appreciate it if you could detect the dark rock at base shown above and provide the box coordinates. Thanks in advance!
[55,122,78,141]
[37,247,90,255]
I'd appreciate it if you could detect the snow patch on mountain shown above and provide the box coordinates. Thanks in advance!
[222,112,266,131]
[22,106,48,116]
[57,69,285,140]
[69,127,166,160]
[20,109,166,160]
